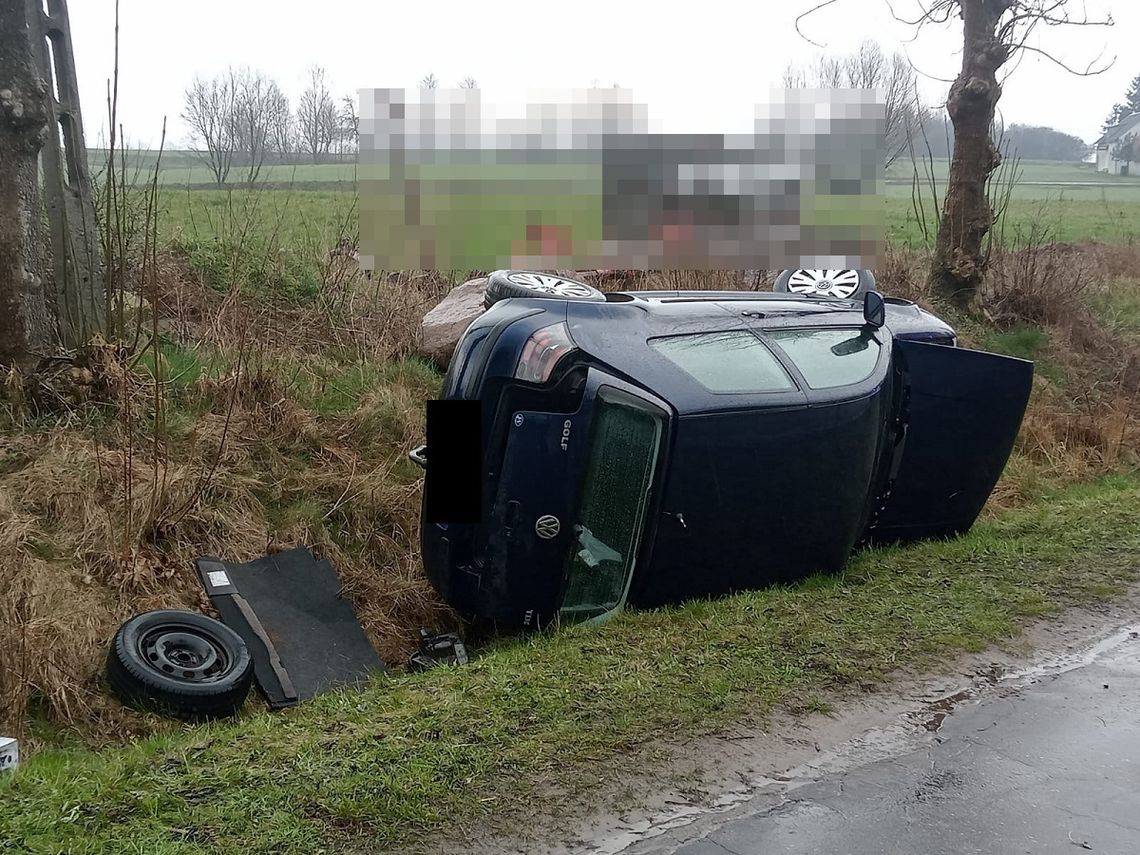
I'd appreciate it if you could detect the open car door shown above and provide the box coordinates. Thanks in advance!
[868,340,1033,544]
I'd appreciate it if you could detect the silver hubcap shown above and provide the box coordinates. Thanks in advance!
[507,272,596,299]
[787,269,861,299]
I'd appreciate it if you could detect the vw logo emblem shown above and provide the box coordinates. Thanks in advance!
[535,515,561,539]
[513,413,524,427]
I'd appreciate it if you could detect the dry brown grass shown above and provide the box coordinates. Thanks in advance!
[0,269,458,744]
[960,241,1139,506]
[2,241,1139,745]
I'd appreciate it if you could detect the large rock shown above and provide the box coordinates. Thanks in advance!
[417,277,488,369]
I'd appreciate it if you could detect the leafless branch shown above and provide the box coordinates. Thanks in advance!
[1016,43,1114,76]
[793,0,846,47]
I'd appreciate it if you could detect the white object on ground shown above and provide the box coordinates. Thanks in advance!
[0,737,18,772]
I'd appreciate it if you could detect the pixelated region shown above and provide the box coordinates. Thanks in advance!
[358,87,884,272]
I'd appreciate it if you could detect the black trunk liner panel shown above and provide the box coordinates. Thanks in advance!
[195,547,385,709]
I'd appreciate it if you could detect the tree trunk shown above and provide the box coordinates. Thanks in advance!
[930,0,1011,308]
[0,1,54,371]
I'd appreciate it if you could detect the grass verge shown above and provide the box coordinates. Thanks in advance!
[3,475,1140,854]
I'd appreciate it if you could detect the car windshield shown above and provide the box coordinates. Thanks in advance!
[766,328,882,389]
[650,331,795,393]
[559,389,662,623]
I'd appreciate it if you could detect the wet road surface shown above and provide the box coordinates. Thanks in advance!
[624,627,1140,855]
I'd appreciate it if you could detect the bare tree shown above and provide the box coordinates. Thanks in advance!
[297,65,338,163]
[233,69,288,182]
[419,73,439,90]
[814,55,845,87]
[182,71,239,185]
[851,43,917,169]
[184,69,290,182]
[0,0,54,369]
[781,62,808,88]
[797,0,1114,308]
[337,94,359,155]
[460,76,478,89]
[783,40,918,169]
[267,89,295,160]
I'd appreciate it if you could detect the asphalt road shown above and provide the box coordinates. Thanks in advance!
[626,627,1140,855]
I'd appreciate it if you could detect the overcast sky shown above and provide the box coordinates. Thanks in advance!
[67,0,1132,149]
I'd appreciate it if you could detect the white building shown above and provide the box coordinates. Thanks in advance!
[1094,112,1140,175]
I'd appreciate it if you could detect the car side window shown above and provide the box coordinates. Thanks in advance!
[649,331,796,394]
[765,328,882,389]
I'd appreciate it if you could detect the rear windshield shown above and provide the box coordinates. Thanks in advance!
[649,331,795,394]
[560,390,662,623]
[766,328,882,389]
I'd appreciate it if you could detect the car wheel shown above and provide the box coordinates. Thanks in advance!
[483,270,606,308]
[106,610,254,721]
[773,269,874,300]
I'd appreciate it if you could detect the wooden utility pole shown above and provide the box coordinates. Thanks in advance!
[0,0,103,371]
[27,0,104,348]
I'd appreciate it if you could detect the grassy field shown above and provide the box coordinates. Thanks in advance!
[156,186,1140,255]
[884,157,1140,185]
[104,152,1140,187]
[3,475,1139,854]
[104,151,1139,258]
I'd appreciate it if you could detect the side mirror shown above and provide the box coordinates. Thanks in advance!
[863,290,885,329]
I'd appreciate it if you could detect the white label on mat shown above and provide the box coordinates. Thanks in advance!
[207,570,231,588]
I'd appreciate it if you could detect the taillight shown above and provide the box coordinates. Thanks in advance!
[514,322,576,384]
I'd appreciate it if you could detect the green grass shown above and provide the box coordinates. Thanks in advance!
[887,196,1140,246]
[1091,278,1140,340]
[157,187,1140,262]
[983,326,1067,385]
[885,157,1140,186]
[984,325,1050,361]
[141,157,1140,270]
[103,152,1140,192]
[4,475,1140,854]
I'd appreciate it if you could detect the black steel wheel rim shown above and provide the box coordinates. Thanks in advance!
[138,626,232,683]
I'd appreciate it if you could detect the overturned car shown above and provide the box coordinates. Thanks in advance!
[412,270,1033,631]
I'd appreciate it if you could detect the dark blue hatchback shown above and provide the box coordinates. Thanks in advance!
[414,270,1033,631]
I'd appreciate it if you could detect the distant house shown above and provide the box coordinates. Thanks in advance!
[1094,112,1140,175]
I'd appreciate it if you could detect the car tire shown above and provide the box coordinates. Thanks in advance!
[106,610,254,721]
[483,270,606,309]
[773,269,875,300]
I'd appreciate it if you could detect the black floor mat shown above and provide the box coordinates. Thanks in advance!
[195,547,385,709]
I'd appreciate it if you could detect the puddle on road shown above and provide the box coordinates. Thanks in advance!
[920,688,976,732]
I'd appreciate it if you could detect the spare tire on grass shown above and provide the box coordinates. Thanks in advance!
[106,610,254,721]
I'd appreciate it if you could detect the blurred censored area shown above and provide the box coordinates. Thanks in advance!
[359,87,884,272]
